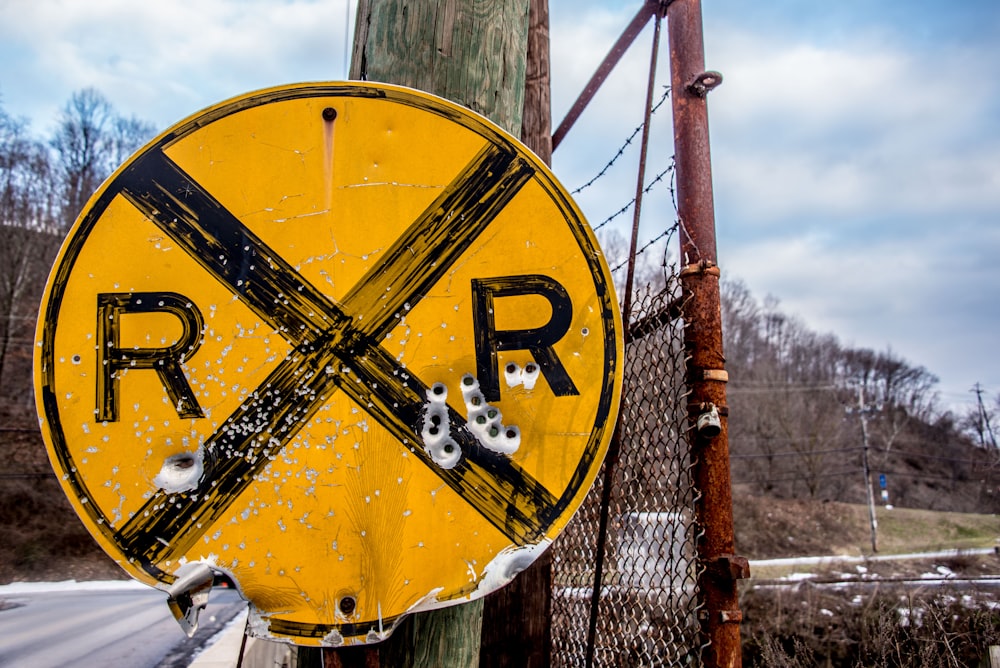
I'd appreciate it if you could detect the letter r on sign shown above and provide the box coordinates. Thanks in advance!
[96,292,205,422]
[472,275,579,402]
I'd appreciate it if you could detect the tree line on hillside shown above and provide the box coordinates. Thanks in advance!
[0,89,154,411]
[597,225,999,513]
[720,278,999,512]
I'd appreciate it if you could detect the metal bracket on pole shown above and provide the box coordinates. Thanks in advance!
[686,71,723,98]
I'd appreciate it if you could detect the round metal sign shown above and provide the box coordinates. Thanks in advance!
[35,82,623,646]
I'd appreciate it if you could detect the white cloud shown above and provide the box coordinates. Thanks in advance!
[706,28,1000,225]
[0,0,355,129]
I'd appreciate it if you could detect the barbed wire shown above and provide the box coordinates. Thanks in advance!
[611,226,673,274]
[593,162,676,233]
[571,86,671,195]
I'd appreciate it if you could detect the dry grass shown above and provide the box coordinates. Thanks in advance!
[742,584,1000,667]
[735,494,999,560]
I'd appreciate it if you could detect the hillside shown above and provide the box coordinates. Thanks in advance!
[2,436,998,584]
[733,493,998,560]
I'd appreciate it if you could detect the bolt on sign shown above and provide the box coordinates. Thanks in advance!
[35,83,623,646]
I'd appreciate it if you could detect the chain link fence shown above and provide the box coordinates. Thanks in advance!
[551,246,704,666]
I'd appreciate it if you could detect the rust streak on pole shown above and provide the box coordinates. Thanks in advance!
[667,1,745,667]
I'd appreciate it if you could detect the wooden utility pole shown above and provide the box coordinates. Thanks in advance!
[480,0,552,666]
[857,385,879,553]
[973,382,998,449]
[350,1,530,137]
[335,2,531,666]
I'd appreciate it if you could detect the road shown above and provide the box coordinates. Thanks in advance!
[0,581,246,668]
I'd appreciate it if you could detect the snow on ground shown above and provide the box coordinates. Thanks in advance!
[0,579,148,594]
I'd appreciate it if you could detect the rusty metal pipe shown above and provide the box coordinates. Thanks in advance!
[667,0,745,666]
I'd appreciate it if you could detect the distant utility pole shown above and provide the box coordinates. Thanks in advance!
[972,382,997,449]
[856,385,878,553]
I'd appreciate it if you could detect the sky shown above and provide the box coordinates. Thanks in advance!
[0,0,997,415]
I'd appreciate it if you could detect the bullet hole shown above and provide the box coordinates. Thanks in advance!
[506,363,517,374]
[72,355,82,365]
[339,596,356,615]
[521,363,541,390]
[154,450,205,493]
[422,383,461,468]
[174,455,196,469]
[322,107,338,122]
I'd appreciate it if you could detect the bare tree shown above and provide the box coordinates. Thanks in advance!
[49,88,154,229]
[0,90,153,408]
[842,347,939,461]
[0,104,57,394]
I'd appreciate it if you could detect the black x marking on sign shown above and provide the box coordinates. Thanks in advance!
[109,142,566,577]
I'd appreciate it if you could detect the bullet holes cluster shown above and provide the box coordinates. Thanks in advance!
[419,373,523,468]
[503,361,540,391]
[460,374,520,456]
[421,382,461,469]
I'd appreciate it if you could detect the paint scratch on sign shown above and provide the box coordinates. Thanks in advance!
[340,181,444,190]
[272,209,329,224]
[474,540,551,593]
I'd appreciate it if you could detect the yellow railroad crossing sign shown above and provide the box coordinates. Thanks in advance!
[35,82,623,646]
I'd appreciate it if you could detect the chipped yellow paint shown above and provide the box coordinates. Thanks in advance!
[34,82,623,646]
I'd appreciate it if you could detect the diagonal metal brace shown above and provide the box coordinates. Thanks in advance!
[553,1,675,150]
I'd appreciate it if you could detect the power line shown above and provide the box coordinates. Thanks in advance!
[871,446,996,467]
[731,446,862,460]
[727,384,842,394]
[733,468,859,485]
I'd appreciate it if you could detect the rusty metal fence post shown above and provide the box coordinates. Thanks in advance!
[667,1,747,666]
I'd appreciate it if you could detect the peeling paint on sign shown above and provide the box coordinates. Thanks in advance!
[34,82,623,647]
